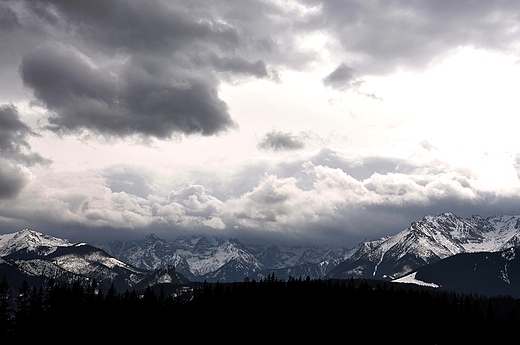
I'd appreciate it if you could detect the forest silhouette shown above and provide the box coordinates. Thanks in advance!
[1,274,518,342]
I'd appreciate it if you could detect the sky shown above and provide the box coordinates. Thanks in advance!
[2,0,520,247]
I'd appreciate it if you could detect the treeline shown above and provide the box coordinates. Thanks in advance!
[1,274,519,342]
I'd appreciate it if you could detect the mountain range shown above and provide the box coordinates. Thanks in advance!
[3,212,520,297]
[101,234,350,282]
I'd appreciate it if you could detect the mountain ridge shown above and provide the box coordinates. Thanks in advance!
[326,212,520,280]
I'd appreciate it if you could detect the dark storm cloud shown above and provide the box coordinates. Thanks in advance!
[19,42,235,138]
[15,0,286,139]
[257,130,306,151]
[11,0,323,140]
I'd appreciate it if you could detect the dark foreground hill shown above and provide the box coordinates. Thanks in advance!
[395,247,520,298]
[1,275,519,343]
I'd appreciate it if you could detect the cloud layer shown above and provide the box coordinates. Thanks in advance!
[1,146,519,245]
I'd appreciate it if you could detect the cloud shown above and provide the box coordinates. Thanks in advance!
[102,165,155,199]
[7,0,325,141]
[15,0,291,139]
[0,104,49,199]
[11,0,520,142]
[19,42,236,139]
[0,2,21,31]
[4,0,520,246]
[206,53,270,79]
[0,104,33,161]
[0,163,27,200]
[322,63,362,91]
[257,130,306,151]
[305,0,520,75]
[2,146,517,246]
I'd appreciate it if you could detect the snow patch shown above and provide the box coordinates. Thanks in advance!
[393,272,440,288]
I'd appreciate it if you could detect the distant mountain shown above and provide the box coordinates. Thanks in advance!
[0,229,190,291]
[326,212,520,280]
[133,265,191,290]
[393,247,520,298]
[104,234,350,282]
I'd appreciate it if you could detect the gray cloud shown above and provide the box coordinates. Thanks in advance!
[0,104,49,199]
[205,53,270,79]
[0,2,21,31]
[0,104,48,166]
[305,0,520,75]
[19,42,235,138]
[15,0,291,139]
[22,0,240,54]
[5,0,520,142]
[0,104,31,156]
[9,0,325,141]
[0,163,26,200]
[103,165,155,199]
[258,130,306,151]
[322,63,361,91]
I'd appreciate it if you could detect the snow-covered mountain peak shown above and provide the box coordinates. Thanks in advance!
[0,229,72,257]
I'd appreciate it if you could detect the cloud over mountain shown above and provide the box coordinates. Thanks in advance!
[1,145,519,246]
